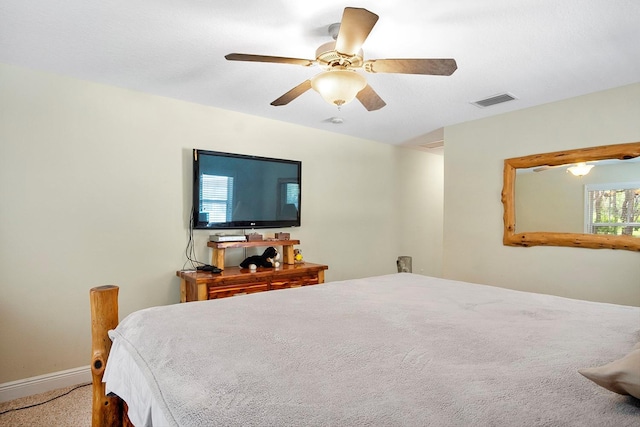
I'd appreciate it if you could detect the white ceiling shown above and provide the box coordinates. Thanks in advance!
[1,0,639,146]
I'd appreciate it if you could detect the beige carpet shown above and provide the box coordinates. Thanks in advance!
[0,383,91,426]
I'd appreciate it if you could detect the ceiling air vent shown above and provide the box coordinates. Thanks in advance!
[471,93,517,108]
[420,140,444,150]
[416,140,444,154]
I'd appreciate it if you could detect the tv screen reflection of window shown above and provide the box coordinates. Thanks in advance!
[192,149,301,229]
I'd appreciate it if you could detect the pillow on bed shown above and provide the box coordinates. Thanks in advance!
[579,348,640,399]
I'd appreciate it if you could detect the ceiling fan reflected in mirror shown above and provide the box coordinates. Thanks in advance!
[533,162,595,176]
[225,7,457,111]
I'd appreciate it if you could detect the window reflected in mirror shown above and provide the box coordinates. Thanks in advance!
[515,158,640,236]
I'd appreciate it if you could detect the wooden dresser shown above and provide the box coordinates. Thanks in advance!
[177,262,328,302]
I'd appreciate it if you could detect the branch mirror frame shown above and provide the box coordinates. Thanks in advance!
[502,141,640,252]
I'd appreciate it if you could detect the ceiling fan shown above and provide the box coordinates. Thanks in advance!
[225,7,457,111]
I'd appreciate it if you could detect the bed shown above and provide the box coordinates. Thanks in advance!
[90,273,640,426]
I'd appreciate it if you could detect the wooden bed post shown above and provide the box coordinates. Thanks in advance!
[90,285,124,427]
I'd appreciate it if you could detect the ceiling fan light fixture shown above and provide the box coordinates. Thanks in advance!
[311,70,366,107]
[567,162,594,176]
[226,7,455,110]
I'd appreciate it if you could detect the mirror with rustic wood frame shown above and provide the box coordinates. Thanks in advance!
[502,141,640,251]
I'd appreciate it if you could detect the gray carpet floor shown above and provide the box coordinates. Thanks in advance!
[0,383,91,426]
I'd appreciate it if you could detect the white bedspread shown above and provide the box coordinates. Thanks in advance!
[104,273,640,426]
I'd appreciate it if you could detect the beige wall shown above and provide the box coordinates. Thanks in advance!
[443,83,640,305]
[0,63,445,382]
[396,148,444,277]
[3,60,636,385]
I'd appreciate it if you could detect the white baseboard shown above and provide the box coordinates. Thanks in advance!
[0,366,92,403]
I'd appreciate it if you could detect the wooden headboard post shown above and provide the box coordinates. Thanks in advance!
[90,285,124,427]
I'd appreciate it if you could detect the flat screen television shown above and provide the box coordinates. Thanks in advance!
[192,149,301,229]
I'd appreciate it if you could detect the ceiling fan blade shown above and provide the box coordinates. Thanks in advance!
[335,7,379,56]
[533,165,565,173]
[225,53,314,67]
[364,58,458,75]
[271,80,312,106]
[356,85,386,111]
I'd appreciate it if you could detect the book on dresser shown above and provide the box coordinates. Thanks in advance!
[209,234,247,242]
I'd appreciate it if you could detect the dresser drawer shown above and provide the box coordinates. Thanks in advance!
[208,282,269,299]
